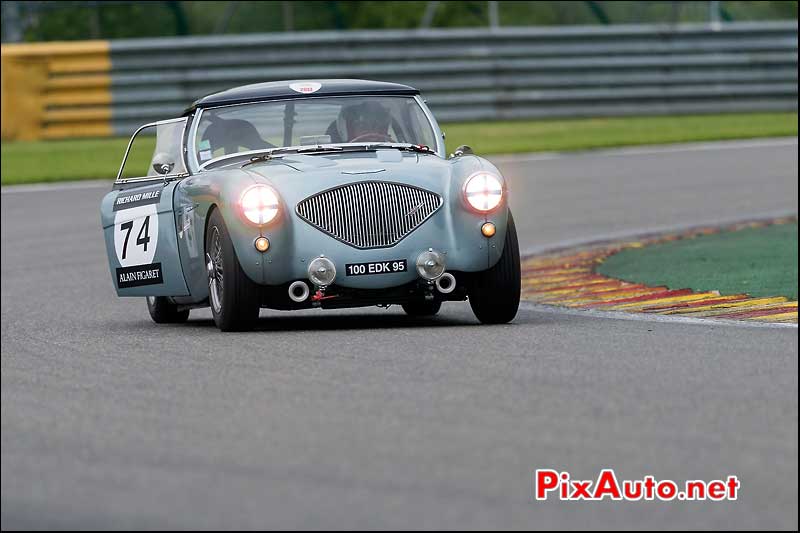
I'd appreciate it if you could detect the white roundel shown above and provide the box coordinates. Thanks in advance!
[113,204,159,267]
[289,81,322,94]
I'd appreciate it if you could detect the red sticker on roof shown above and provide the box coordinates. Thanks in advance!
[289,82,322,94]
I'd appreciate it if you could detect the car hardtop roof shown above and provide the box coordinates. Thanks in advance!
[184,79,420,114]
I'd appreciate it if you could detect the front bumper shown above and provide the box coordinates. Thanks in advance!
[230,206,508,290]
[259,276,470,310]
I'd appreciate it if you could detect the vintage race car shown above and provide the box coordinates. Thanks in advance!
[100,79,520,331]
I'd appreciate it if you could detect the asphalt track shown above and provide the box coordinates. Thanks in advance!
[1,139,797,529]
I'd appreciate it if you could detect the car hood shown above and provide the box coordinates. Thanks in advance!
[241,150,456,198]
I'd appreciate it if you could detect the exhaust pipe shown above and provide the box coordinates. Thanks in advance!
[435,272,456,294]
[288,281,310,303]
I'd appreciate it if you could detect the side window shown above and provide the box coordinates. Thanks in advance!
[118,119,188,181]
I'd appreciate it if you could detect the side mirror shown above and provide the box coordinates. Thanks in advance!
[151,152,175,175]
[153,162,175,175]
[450,144,474,158]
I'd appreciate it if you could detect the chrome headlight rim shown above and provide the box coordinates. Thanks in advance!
[239,184,281,226]
[462,171,504,213]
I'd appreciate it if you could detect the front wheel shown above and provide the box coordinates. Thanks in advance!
[468,211,521,324]
[206,209,261,331]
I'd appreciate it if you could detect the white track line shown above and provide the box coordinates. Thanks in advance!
[489,136,798,165]
[0,179,112,194]
[520,210,798,257]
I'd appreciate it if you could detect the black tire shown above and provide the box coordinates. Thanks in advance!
[402,299,442,317]
[206,209,261,331]
[146,296,190,324]
[469,211,521,324]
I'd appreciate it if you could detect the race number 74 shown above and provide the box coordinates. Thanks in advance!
[119,215,151,260]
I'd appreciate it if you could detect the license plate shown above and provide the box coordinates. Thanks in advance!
[345,259,407,276]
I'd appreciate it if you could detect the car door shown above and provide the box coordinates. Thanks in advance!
[100,118,191,297]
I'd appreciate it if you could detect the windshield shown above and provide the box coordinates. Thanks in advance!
[194,96,437,166]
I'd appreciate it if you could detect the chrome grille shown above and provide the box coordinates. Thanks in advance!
[296,181,443,249]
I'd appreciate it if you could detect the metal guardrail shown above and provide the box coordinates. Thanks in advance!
[108,21,800,134]
[1,21,797,139]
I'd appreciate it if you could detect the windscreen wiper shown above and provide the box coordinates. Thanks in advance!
[241,152,278,167]
[367,143,435,154]
[241,145,345,167]
[295,145,345,154]
[241,143,432,168]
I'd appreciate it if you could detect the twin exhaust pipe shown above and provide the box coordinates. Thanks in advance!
[287,266,456,303]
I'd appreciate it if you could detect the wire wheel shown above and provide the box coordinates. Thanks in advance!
[206,225,224,313]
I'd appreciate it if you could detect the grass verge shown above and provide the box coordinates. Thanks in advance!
[597,222,798,300]
[444,112,797,155]
[2,112,797,185]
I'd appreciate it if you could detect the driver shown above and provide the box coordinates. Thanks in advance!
[326,101,392,143]
[201,118,271,156]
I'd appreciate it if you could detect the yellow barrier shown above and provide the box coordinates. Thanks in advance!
[1,40,111,141]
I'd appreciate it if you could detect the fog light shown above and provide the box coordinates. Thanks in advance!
[481,222,496,238]
[254,236,270,252]
[416,248,446,280]
[308,255,336,287]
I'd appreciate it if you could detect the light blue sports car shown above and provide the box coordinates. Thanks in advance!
[100,79,520,331]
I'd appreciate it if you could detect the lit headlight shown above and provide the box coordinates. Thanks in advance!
[240,185,280,225]
[464,172,503,212]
